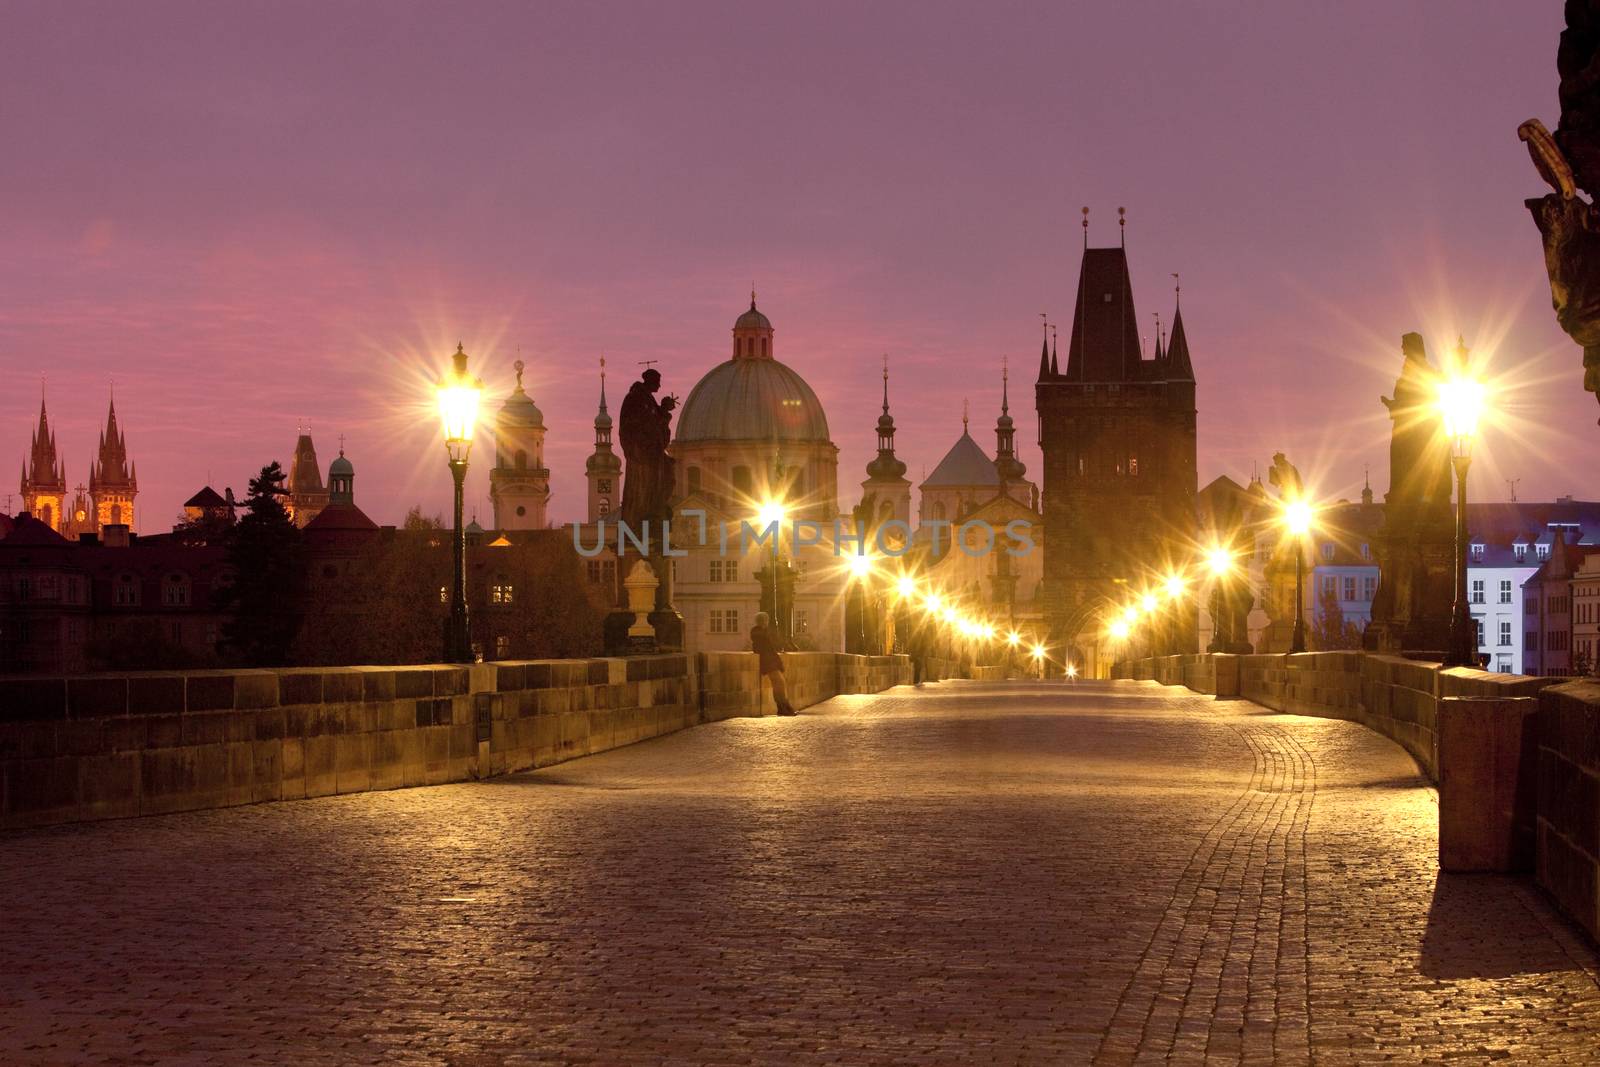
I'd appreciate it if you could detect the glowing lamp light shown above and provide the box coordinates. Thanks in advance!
[924,593,942,613]
[1121,606,1139,626]
[847,553,873,579]
[896,576,917,598]
[1283,499,1314,538]
[1438,376,1486,454]
[1206,547,1233,576]
[1065,664,1079,679]
[1030,643,1047,661]
[941,607,957,624]
[1140,592,1159,614]
[1164,575,1185,600]
[1109,619,1132,641]
[982,624,996,640]
[436,343,483,462]
[756,499,786,528]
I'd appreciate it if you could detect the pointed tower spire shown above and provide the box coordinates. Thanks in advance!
[1166,300,1194,381]
[994,356,1026,489]
[1050,324,1059,376]
[863,354,910,524]
[585,354,622,522]
[1037,312,1051,381]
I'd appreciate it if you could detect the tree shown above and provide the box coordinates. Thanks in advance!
[1311,589,1363,651]
[403,505,444,531]
[218,463,306,666]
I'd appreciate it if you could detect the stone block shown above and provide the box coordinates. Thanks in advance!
[393,669,434,699]
[185,673,236,712]
[323,671,364,703]
[126,674,184,716]
[57,719,104,757]
[280,736,306,798]
[277,671,324,706]
[436,668,470,697]
[181,712,230,747]
[232,671,279,709]
[1437,696,1540,872]
[252,740,283,803]
[78,752,139,819]
[254,707,287,741]
[361,670,396,703]
[7,756,78,815]
[0,678,67,722]
[144,714,183,750]
[67,676,127,718]
[494,664,527,692]
[303,735,337,797]
[226,741,255,804]
[335,733,372,794]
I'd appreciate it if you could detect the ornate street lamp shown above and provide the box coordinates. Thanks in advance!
[1440,371,1486,668]
[437,343,482,663]
[1282,499,1314,654]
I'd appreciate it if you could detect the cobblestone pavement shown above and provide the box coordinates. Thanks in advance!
[5,680,1600,1065]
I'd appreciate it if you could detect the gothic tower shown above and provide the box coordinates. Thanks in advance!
[286,431,328,528]
[89,395,137,531]
[20,396,66,531]
[1035,243,1198,673]
[585,359,622,522]
[490,359,551,529]
[860,356,912,528]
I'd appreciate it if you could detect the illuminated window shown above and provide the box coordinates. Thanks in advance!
[495,635,510,659]
[490,579,514,605]
[439,586,448,604]
[1470,543,1485,561]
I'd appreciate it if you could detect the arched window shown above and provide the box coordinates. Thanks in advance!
[931,501,947,521]
[599,498,610,515]
[760,337,768,358]
[515,449,527,470]
[114,573,140,606]
[880,500,894,521]
[162,573,191,607]
[732,466,753,494]
[687,466,702,492]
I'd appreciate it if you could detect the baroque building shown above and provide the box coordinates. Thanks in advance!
[1035,244,1197,674]
[490,360,551,530]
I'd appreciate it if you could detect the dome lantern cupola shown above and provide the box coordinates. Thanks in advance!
[732,289,775,361]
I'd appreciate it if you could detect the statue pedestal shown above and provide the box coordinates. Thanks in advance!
[603,547,685,656]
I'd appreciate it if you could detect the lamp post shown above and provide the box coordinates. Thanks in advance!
[1283,499,1314,654]
[1440,372,1486,668]
[437,344,483,663]
[1205,546,1234,652]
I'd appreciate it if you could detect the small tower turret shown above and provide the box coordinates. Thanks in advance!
[860,355,912,528]
[490,359,551,529]
[585,357,623,521]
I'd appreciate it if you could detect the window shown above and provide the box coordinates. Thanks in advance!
[1514,544,1528,562]
[794,610,809,635]
[162,574,190,606]
[1470,543,1485,561]
[495,635,510,659]
[439,586,448,604]
[1474,618,1484,648]
[1322,576,1337,599]
[1528,597,1539,615]
[1363,576,1377,601]
[709,560,738,583]
[598,499,609,516]
[708,608,739,634]
[1528,631,1538,651]
[1321,543,1335,560]
[1128,453,1139,477]
[586,559,616,585]
[16,577,31,601]
[515,449,527,470]
[597,478,612,494]
[1471,579,1484,605]
[1360,543,1371,560]
[490,579,514,605]
[1343,577,1357,601]
[1499,663,1513,674]
[1499,621,1512,646]
[1537,544,1551,560]
[1499,579,1512,604]
[1551,630,1569,651]
[732,466,753,494]
[686,468,700,493]
[169,620,182,642]
[114,574,139,606]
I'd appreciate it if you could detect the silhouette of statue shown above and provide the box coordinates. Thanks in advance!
[1521,3,1600,416]
[618,369,677,528]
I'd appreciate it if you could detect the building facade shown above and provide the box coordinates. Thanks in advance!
[490,360,552,530]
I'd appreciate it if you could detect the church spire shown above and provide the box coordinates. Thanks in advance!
[994,356,1026,488]
[1037,314,1052,381]
[865,354,908,484]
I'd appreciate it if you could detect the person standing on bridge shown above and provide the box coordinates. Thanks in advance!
[750,612,798,716]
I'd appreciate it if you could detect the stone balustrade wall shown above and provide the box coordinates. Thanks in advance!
[1116,649,1600,942]
[0,652,911,830]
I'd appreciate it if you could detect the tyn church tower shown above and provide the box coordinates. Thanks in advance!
[1035,243,1197,672]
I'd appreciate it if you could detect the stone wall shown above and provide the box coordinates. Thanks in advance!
[1116,649,1600,941]
[0,652,911,830]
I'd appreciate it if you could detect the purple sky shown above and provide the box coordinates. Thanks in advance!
[1,2,1587,529]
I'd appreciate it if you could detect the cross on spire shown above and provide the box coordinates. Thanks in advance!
[962,397,969,432]
[1001,355,1010,415]
[881,353,890,415]
[1118,206,1126,248]
[1081,206,1089,248]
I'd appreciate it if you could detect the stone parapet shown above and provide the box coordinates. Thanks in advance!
[0,652,910,829]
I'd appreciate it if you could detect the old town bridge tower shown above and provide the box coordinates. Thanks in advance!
[1035,244,1197,673]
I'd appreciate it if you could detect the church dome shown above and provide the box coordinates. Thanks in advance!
[328,452,354,478]
[735,303,772,331]
[675,359,830,443]
[497,361,544,428]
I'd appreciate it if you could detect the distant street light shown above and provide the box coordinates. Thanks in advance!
[1440,369,1487,667]
[436,344,482,663]
[1282,498,1315,654]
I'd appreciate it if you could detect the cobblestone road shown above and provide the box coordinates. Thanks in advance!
[5,680,1600,1065]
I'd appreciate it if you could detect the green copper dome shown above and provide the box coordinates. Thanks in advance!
[675,358,830,444]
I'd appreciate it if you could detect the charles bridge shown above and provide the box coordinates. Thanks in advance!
[4,650,1600,1062]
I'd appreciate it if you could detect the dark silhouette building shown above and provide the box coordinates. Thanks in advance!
[1035,244,1197,673]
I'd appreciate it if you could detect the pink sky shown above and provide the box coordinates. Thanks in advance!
[1,2,1589,530]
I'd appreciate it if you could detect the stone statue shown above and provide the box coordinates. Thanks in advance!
[1266,452,1301,502]
[618,368,677,528]
[1521,2,1600,415]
